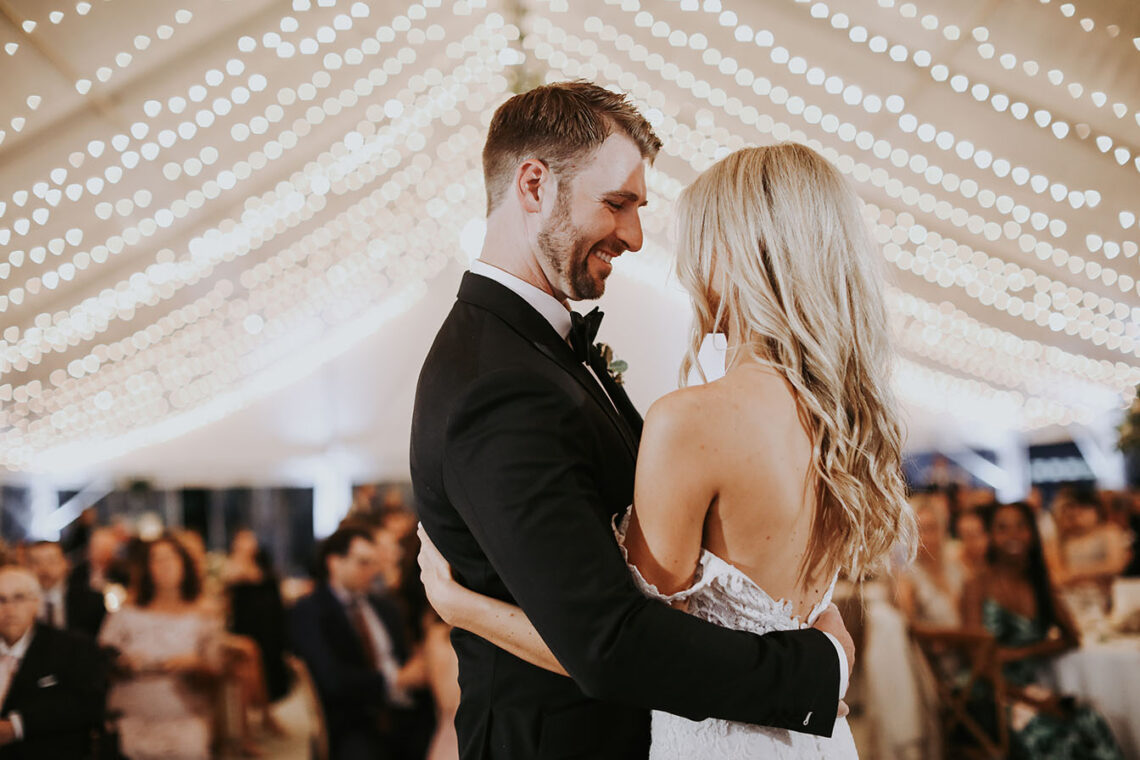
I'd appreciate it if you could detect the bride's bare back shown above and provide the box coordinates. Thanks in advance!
[624,361,831,621]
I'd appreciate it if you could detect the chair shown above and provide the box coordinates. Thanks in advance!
[908,626,1010,760]
[286,653,329,760]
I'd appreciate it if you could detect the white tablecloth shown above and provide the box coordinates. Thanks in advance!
[1050,637,1140,760]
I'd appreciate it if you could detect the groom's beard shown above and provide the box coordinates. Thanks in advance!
[536,194,605,301]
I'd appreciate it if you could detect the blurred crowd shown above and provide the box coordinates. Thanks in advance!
[0,479,1135,760]
[888,483,1139,759]
[0,484,459,760]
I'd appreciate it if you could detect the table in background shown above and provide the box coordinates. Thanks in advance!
[1050,636,1140,760]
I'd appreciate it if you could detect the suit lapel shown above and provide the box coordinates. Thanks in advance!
[586,351,644,441]
[457,273,639,459]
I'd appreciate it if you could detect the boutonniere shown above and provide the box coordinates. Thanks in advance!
[595,343,629,385]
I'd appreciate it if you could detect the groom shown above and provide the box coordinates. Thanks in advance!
[411,81,852,759]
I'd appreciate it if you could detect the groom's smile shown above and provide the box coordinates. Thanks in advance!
[539,133,648,301]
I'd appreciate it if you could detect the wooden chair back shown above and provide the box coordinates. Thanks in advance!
[908,627,1010,760]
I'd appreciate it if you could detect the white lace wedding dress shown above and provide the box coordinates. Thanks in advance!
[614,507,859,759]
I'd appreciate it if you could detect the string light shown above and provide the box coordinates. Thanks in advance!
[0,19,513,469]
[568,5,1137,300]
[795,0,1140,176]
[1,8,196,149]
[3,2,454,305]
[526,18,1140,362]
[2,0,1136,469]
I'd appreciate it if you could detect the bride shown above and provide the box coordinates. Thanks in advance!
[418,143,916,758]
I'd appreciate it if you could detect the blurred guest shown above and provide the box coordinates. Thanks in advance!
[423,618,459,760]
[953,507,989,578]
[1055,489,1130,620]
[1027,487,1063,579]
[0,566,106,760]
[60,507,97,562]
[961,502,1123,760]
[25,541,105,640]
[1125,490,1140,578]
[174,529,225,617]
[370,525,404,595]
[223,529,290,726]
[69,527,130,594]
[290,527,430,760]
[896,492,963,628]
[99,536,223,760]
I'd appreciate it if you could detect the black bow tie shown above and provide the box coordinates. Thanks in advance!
[569,307,604,364]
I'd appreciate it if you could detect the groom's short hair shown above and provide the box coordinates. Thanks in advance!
[482,80,662,214]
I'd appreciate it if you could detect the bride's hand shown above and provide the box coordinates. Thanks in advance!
[417,523,469,627]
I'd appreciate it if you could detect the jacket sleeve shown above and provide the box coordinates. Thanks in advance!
[440,368,840,736]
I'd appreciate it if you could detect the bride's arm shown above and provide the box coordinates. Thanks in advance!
[621,393,715,596]
[417,525,568,677]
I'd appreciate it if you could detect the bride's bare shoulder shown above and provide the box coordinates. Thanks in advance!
[644,371,804,463]
[641,381,738,453]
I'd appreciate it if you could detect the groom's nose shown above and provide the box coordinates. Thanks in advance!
[615,208,644,253]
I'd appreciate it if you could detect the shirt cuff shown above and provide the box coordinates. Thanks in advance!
[822,632,849,699]
[9,712,23,740]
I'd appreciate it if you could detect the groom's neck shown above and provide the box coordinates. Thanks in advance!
[480,210,561,300]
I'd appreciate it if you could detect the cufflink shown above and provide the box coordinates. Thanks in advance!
[37,675,58,688]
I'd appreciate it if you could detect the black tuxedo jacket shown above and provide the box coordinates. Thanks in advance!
[62,583,106,640]
[0,623,106,760]
[410,272,840,760]
[289,584,409,740]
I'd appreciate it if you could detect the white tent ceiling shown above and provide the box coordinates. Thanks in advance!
[1,0,1139,487]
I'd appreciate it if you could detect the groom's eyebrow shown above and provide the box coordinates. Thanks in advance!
[605,190,648,207]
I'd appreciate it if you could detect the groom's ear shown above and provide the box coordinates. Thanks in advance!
[515,158,551,215]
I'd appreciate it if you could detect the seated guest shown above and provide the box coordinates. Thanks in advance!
[290,527,430,760]
[98,536,223,760]
[223,529,291,739]
[69,527,130,594]
[422,614,460,760]
[61,507,97,562]
[896,491,964,628]
[953,507,989,579]
[1057,489,1130,591]
[0,566,106,760]
[961,502,1123,759]
[25,541,105,640]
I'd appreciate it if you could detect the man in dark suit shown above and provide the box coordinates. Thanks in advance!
[26,541,106,640]
[68,527,131,597]
[290,527,431,760]
[0,566,106,759]
[411,81,854,760]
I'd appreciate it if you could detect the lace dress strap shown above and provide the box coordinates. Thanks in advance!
[612,506,718,603]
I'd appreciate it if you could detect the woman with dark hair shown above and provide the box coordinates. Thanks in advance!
[960,502,1123,759]
[224,529,291,730]
[99,535,224,760]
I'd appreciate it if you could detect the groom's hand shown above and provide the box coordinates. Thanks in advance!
[812,602,855,678]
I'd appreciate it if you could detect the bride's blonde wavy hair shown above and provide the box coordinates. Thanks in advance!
[676,143,916,581]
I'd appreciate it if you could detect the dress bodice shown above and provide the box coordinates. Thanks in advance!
[614,507,838,636]
[613,506,857,760]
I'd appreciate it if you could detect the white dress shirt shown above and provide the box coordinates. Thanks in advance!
[0,626,34,739]
[469,260,620,409]
[38,586,66,629]
[468,260,849,707]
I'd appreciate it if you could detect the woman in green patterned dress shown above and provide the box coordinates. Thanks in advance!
[960,501,1123,760]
